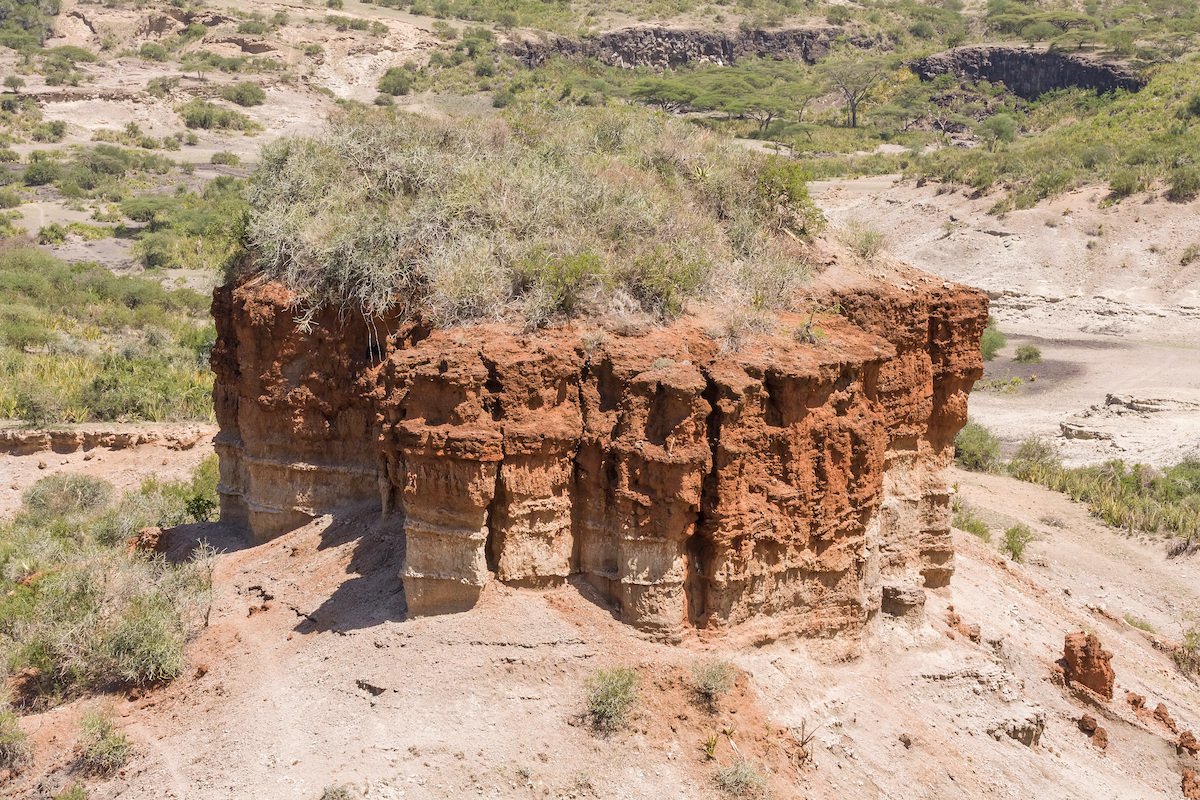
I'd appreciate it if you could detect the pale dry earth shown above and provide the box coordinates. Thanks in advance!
[5,452,1198,799]
[812,176,1200,466]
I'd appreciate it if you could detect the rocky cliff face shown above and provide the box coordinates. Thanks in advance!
[508,26,876,69]
[212,265,986,639]
[910,46,1144,99]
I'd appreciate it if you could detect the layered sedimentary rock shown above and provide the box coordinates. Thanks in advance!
[911,46,1144,99]
[212,266,986,638]
[509,26,877,69]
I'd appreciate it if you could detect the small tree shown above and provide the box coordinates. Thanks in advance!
[818,47,892,128]
[977,114,1017,152]
[4,75,24,93]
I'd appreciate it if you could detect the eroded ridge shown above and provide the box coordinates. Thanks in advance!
[212,270,986,639]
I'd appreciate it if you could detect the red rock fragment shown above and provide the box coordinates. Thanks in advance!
[1062,631,1114,699]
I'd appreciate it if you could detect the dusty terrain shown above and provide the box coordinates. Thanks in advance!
[5,456,1199,799]
[812,176,1200,466]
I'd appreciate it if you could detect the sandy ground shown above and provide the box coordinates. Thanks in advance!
[812,176,1200,466]
[4,459,1198,800]
[0,424,216,516]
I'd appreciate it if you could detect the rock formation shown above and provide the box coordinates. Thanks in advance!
[211,264,986,638]
[508,26,876,69]
[1062,631,1115,699]
[910,46,1144,100]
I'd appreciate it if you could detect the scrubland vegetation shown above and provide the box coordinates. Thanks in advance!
[242,105,822,326]
[0,461,217,713]
[956,425,1200,543]
[0,248,215,424]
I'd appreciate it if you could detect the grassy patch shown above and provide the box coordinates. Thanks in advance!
[0,707,30,771]
[0,248,215,424]
[952,498,990,542]
[955,421,1000,472]
[585,667,638,733]
[690,659,734,710]
[714,759,768,798]
[1008,438,1200,541]
[78,712,132,775]
[0,462,218,708]
[242,105,821,327]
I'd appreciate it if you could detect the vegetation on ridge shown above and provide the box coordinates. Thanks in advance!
[241,105,823,326]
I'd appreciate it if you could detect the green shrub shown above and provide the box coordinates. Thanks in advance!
[955,421,1000,472]
[0,709,30,771]
[53,786,88,800]
[319,788,353,800]
[843,221,885,259]
[585,667,638,733]
[690,659,734,710]
[1167,166,1200,202]
[218,81,266,107]
[1003,524,1034,562]
[211,150,240,166]
[139,42,168,61]
[714,759,767,797]
[78,712,132,775]
[326,0,343,7]
[1007,437,1061,483]
[377,67,412,96]
[177,99,258,131]
[1013,343,1041,363]
[980,317,1006,360]
[952,499,990,541]
[24,474,114,517]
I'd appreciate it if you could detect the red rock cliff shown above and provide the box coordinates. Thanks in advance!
[211,263,986,639]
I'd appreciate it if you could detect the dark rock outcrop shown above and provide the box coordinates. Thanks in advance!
[509,26,876,69]
[910,46,1144,99]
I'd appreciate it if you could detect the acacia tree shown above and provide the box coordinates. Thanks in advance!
[818,47,893,128]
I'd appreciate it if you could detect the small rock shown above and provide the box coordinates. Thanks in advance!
[1061,631,1115,699]
[1126,691,1146,710]
[881,584,925,618]
[1078,714,1098,734]
[37,460,46,470]
[899,733,912,749]
[1155,703,1179,734]
[1184,769,1200,800]
[1179,730,1198,756]
[1093,727,1109,750]
[83,451,94,461]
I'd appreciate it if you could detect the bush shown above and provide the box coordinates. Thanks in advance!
[714,759,767,797]
[953,499,990,541]
[1007,437,1061,483]
[585,667,637,733]
[1167,166,1200,202]
[955,422,1000,472]
[210,151,240,166]
[0,709,30,771]
[690,659,734,710]
[53,786,87,800]
[1003,524,1035,562]
[1013,343,1042,363]
[218,81,266,107]
[980,318,1006,360]
[843,221,885,259]
[377,67,412,96]
[177,99,258,131]
[100,594,187,686]
[78,712,132,775]
[24,474,114,517]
